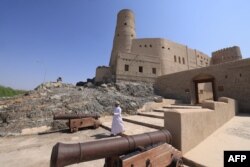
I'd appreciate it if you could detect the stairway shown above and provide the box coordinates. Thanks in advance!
[100,106,166,136]
[100,103,203,136]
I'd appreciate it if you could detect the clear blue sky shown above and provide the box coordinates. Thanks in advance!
[1,0,249,90]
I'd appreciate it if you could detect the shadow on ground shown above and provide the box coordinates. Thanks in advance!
[91,133,112,139]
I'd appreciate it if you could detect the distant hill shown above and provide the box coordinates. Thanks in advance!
[0,85,26,97]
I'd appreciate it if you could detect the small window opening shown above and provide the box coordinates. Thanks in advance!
[174,55,177,62]
[178,57,181,63]
[225,75,228,79]
[125,64,129,71]
[131,34,133,37]
[139,66,143,73]
[239,73,242,77]
[182,57,185,64]
[149,44,152,47]
[162,46,165,49]
[124,23,127,25]
[152,68,156,74]
[168,48,170,50]
[144,45,147,47]
[139,45,142,47]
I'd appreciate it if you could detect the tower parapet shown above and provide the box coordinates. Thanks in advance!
[211,46,242,65]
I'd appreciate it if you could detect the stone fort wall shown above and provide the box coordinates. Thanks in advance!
[154,58,250,113]
[131,38,210,75]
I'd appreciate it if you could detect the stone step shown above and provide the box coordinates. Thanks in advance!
[163,105,202,109]
[123,115,164,129]
[123,118,163,130]
[100,116,158,136]
[137,111,164,119]
[153,104,203,112]
[153,109,165,113]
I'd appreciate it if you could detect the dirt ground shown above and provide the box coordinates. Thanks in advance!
[0,127,109,167]
[0,114,250,167]
[0,115,159,167]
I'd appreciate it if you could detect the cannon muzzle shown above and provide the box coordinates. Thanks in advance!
[50,129,172,167]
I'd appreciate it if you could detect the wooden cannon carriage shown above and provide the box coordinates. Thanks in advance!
[53,113,101,132]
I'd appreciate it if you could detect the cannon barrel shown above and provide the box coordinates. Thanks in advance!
[53,113,100,120]
[50,129,172,167]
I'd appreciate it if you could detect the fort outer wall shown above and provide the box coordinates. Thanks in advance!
[115,52,161,82]
[130,38,210,74]
[113,38,210,83]
[95,66,112,83]
[154,58,250,113]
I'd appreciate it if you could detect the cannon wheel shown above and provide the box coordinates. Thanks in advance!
[93,122,100,129]
[71,127,78,133]
[168,157,184,167]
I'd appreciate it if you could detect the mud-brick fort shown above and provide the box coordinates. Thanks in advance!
[95,9,250,113]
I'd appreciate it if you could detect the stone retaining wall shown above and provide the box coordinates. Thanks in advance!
[164,97,237,153]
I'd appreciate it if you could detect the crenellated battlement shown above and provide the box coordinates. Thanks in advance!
[212,46,240,54]
[211,46,242,65]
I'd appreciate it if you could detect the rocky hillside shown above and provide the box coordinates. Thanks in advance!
[0,81,160,136]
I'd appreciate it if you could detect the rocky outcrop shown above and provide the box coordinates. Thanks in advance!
[0,81,160,136]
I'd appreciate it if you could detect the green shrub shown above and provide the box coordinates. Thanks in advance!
[0,85,26,97]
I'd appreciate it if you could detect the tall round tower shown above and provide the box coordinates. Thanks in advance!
[109,9,136,69]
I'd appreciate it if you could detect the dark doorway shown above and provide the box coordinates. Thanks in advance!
[194,78,216,104]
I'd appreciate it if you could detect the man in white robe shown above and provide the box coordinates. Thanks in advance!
[111,101,124,136]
